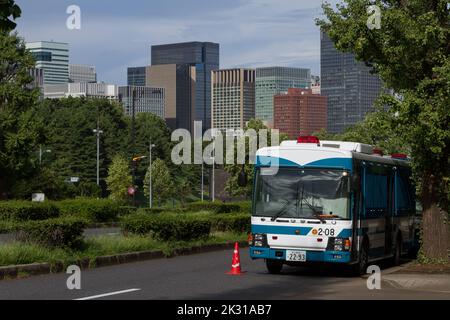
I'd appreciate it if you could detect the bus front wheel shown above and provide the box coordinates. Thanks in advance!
[266,259,283,274]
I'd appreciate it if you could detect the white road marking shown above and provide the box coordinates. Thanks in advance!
[74,288,141,300]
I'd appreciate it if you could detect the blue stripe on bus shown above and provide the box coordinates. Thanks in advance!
[337,229,352,238]
[249,247,352,263]
[256,156,353,171]
[252,225,312,236]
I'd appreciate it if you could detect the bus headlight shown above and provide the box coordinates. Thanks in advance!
[251,233,268,247]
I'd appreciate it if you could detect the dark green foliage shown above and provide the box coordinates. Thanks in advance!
[136,207,169,215]
[186,201,241,214]
[0,201,59,221]
[56,198,128,223]
[210,213,251,233]
[0,0,21,31]
[15,217,87,248]
[121,213,211,241]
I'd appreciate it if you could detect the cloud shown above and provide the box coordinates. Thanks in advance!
[16,0,326,84]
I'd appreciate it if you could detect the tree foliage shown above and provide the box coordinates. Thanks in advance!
[0,0,21,31]
[144,158,174,206]
[0,32,45,196]
[106,154,132,201]
[317,0,449,260]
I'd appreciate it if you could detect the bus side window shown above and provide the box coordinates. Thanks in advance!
[365,169,388,218]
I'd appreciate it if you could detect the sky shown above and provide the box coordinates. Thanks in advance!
[15,0,335,85]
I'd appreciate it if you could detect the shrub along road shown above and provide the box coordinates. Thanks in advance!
[0,249,448,300]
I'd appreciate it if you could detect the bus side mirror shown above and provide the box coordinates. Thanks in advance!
[238,166,248,187]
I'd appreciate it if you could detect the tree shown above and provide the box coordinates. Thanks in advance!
[317,0,449,260]
[0,32,45,197]
[144,158,174,207]
[224,119,289,198]
[314,107,408,155]
[106,154,132,201]
[0,0,21,31]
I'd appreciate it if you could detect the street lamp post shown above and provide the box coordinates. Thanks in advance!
[93,126,103,186]
[39,146,51,165]
[201,161,204,202]
[149,142,155,208]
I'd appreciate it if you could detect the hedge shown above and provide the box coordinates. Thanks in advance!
[186,201,242,214]
[210,213,251,233]
[56,198,130,223]
[15,217,88,248]
[0,201,60,221]
[121,214,211,241]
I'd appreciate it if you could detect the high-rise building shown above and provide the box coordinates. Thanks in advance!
[28,68,44,89]
[151,42,219,131]
[255,66,311,126]
[118,86,165,119]
[321,32,383,134]
[146,64,196,131]
[26,41,69,85]
[43,82,118,100]
[127,67,146,86]
[274,88,327,139]
[69,65,97,83]
[211,68,255,132]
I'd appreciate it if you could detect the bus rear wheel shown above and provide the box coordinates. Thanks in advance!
[266,259,283,274]
[354,242,369,276]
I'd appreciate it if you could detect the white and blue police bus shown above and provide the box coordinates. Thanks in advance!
[248,136,419,275]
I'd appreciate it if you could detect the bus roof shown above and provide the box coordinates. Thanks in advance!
[256,140,409,171]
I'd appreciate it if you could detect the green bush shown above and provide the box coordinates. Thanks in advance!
[210,213,251,233]
[56,198,127,223]
[0,201,60,221]
[234,201,252,213]
[121,213,211,241]
[15,217,88,248]
[120,213,155,235]
[186,201,241,214]
[136,207,167,215]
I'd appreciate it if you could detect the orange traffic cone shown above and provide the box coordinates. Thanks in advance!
[226,242,245,275]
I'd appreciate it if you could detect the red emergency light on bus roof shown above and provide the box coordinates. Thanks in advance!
[297,136,320,144]
[372,148,384,156]
[391,153,408,160]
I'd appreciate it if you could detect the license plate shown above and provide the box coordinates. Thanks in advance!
[286,250,306,262]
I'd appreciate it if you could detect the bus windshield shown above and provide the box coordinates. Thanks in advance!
[253,168,350,220]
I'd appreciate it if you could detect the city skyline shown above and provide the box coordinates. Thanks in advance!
[15,0,338,85]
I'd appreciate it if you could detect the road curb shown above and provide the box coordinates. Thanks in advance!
[0,241,248,281]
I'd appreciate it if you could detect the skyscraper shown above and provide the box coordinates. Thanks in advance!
[151,42,220,131]
[26,41,69,85]
[127,67,146,86]
[255,66,311,126]
[118,86,165,119]
[69,64,97,83]
[274,88,327,139]
[211,68,255,132]
[321,32,383,134]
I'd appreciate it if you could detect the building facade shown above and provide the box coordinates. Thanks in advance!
[26,41,69,85]
[255,66,311,126]
[69,65,97,83]
[151,42,219,131]
[118,86,165,119]
[274,88,327,139]
[127,67,146,86]
[321,32,383,134]
[211,68,255,132]
[43,82,117,100]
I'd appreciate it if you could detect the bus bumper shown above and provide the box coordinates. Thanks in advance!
[249,247,352,263]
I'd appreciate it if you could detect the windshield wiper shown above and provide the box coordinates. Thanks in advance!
[271,200,292,221]
[297,182,325,223]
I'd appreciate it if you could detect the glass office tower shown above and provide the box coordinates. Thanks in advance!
[127,67,147,86]
[255,66,311,125]
[321,32,383,134]
[151,42,220,132]
[26,41,69,85]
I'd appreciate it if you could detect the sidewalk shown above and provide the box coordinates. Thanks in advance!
[381,263,450,293]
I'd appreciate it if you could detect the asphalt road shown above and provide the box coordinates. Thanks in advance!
[0,249,448,300]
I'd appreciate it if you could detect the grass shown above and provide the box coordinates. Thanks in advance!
[0,232,248,269]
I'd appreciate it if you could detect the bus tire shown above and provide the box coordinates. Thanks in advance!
[355,240,369,276]
[393,235,402,266]
[266,259,283,274]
